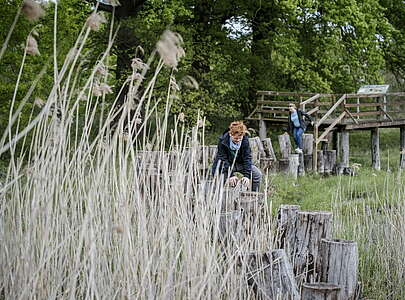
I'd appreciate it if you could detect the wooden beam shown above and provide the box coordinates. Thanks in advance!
[350,111,382,117]
[344,109,359,125]
[345,119,405,130]
[341,131,350,167]
[317,112,346,143]
[344,103,383,108]
[259,109,290,115]
[301,94,320,106]
[307,107,319,116]
[317,95,346,127]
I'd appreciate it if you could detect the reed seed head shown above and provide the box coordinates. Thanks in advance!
[156,30,185,68]
[22,0,45,22]
[26,35,40,56]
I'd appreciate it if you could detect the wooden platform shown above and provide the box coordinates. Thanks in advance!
[248,90,405,171]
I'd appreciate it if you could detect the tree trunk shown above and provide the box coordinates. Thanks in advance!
[301,283,340,300]
[278,133,292,159]
[262,138,277,161]
[243,250,300,300]
[320,239,358,300]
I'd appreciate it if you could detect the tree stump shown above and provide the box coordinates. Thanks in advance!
[221,187,239,212]
[218,210,243,246]
[288,154,299,179]
[303,134,314,155]
[317,150,325,174]
[320,239,358,300]
[278,133,292,159]
[243,249,300,300]
[259,158,277,174]
[262,138,277,161]
[298,152,305,176]
[323,150,337,175]
[278,158,290,174]
[301,283,340,300]
[249,137,266,166]
[304,154,313,172]
[275,205,300,249]
[280,211,333,286]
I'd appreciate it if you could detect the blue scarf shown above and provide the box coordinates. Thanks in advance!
[230,139,241,151]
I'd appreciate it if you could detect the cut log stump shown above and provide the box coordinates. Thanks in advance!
[279,211,333,286]
[279,133,292,159]
[323,150,337,175]
[320,239,359,300]
[288,154,299,179]
[243,249,300,300]
[301,283,340,300]
[218,210,243,246]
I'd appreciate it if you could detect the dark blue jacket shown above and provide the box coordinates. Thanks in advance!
[287,109,313,134]
[211,131,252,178]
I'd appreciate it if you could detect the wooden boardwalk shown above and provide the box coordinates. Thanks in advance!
[247,90,405,171]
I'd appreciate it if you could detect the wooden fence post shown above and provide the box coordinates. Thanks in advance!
[400,126,405,169]
[320,239,359,300]
[341,131,350,167]
[323,150,337,175]
[371,128,381,170]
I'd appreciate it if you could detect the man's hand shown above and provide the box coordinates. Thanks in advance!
[241,177,250,187]
[227,176,238,187]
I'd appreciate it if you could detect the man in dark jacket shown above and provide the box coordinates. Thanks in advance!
[287,103,314,154]
[211,121,262,191]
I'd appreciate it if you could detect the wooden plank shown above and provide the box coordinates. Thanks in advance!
[350,111,382,117]
[307,107,319,116]
[300,94,320,106]
[257,100,295,106]
[317,112,346,142]
[259,109,290,115]
[344,119,405,130]
[317,95,346,127]
[256,91,335,97]
[380,109,394,122]
[344,109,359,125]
[345,103,383,108]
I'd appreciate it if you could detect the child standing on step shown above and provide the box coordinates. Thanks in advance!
[288,103,314,154]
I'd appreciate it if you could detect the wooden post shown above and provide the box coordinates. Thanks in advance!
[400,126,405,169]
[313,126,319,171]
[302,134,314,154]
[371,128,381,170]
[278,133,292,159]
[235,191,265,236]
[320,239,358,300]
[317,150,325,174]
[276,205,300,249]
[332,130,339,161]
[259,158,277,174]
[304,154,313,172]
[221,187,238,212]
[218,210,243,245]
[262,138,277,161]
[249,137,265,166]
[243,250,300,300]
[280,211,333,286]
[259,119,267,140]
[341,131,349,167]
[278,159,289,174]
[302,283,340,300]
[323,150,337,175]
[298,152,305,176]
[288,154,299,179]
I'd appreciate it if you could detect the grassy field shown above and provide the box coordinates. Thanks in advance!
[267,128,405,299]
